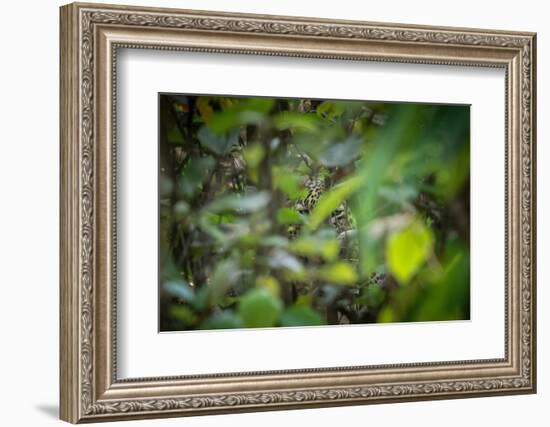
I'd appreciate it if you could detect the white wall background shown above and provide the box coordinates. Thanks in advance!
[0,0,545,425]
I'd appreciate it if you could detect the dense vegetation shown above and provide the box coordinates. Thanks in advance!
[159,94,470,331]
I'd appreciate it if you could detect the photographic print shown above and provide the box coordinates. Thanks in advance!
[159,94,470,331]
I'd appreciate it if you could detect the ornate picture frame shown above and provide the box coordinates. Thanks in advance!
[60,2,536,423]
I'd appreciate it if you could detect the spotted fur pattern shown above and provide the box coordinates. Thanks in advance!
[290,176,354,238]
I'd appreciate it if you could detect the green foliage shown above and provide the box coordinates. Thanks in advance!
[197,126,239,155]
[281,305,324,327]
[276,208,303,225]
[159,94,470,332]
[386,220,434,284]
[239,288,283,328]
[308,177,362,230]
[318,262,358,285]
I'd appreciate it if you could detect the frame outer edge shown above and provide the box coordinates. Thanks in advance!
[60,3,81,424]
[60,2,537,422]
[529,33,537,393]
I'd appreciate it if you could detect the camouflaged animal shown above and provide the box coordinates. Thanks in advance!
[290,176,354,238]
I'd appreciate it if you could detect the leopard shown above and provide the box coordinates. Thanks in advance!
[289,176,353,238]
[288,175,387,305]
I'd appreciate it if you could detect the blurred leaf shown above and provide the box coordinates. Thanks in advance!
[281,306,324,327]
[319,262,358,285]
[272,167,307,200]
[163,280,194,302]
[410,242,470,321]
[205,191,271,214]
[377,306,396,323]
[209,260,241,305]
[386,220,434,284]
[167,124,185,145]
[239,288,283,328]
[364,284,385,308]
[268,249,304,273]
[289,237,318,257]
[169,305,198,325]
[308,176,362,230]
[197,126,239,155]
[319,137,362,167]
[354,105,426,274]
[255,275,280,297]
[201,311,243,330]
[320,239,340,262]
[178,156,215,198]
[276,208,303,225]
[243,144,266,168]
[159,176,173,197]
[173,201,190,220]
[289,236,340,262]
[379,184,418,205]
[435,142,470,200]
[208,111,264,133]
[196,97,214,121]
[207,98,274,133]
[316,101,346,119]
[260,235,289,249]
[274,111,321,132]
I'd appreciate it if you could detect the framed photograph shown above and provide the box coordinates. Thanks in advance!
[60,2,537,423]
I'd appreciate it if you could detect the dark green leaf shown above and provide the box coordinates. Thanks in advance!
[281,306,324,327]
[197,126,239,155]
[238,288,283,328]
[319,137,362,167]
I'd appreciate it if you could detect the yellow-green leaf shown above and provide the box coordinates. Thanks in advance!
[243,144,265,168]
[239,288,283,328]
[386,220,434,284]
[276,208,303,225]
[255,275,280,297]
[318,262,358,285]
[308,176,362,230]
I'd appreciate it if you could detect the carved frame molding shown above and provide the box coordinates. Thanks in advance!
[60,2,536,423]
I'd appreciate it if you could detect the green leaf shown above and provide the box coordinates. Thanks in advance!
[276,208,303,225]
[320,239,340,262]
[274,111,321,132]
[207,98,274,133]
[243,144,266,169]
[318,262,358,285]
[289,237,318,257]
[281,306,324,327]
[238,288,283,328]
[268,249,304,273]
[159,176,173,197]
[201,311,243,330]
[169,305,198,325]
[378,184,418,205]
[166,124,185,145]
[205,191,271,214]
[386,220,434,284]
[178,156,216,198]
[197,126,239,155]
[172,201,190,220]
[319,137,362,167]
[308,176,362,230]
[288,236,339,262]
[255,275,280,297]
[163,280,194,302]
[377,306,396,323]
[272,168,307,200]
[316,101,346,119]
[259,235,289,249]
[209,260,241,305]
[364,284,385,308]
